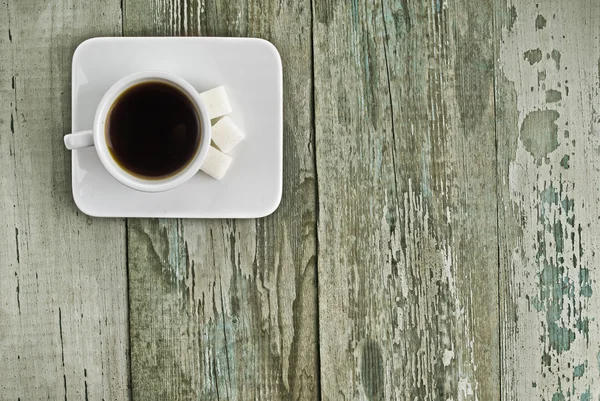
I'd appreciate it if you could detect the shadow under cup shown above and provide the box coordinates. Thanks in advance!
[105,80,202,180]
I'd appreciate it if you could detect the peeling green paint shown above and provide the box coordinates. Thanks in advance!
[524,48,543,65]
[553,392,565,401]
[562,196,575,226]
[573,363,586,378]
[535,14,547,30]
[560,155,570,169]
[548,323,576,354]
[581,285,594,298]
[539,256,576,355]
[536,184,580,355]
[575,317,589,338]
[546,89,562,103]
[554,220,564,253]
[579,268,593,297]
[540,185,559,207]
[580,389,591,401]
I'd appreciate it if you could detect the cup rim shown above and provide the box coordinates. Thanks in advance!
[93,71,212,193]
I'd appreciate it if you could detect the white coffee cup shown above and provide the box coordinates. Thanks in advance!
[64,71,211,193]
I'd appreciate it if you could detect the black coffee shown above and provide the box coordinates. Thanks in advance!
[106,81,201,179]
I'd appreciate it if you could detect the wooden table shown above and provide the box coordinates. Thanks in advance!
[1,0,599,399]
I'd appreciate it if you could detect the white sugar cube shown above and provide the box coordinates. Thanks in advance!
[201,146,233,180]
[198,86,232,119]
[211,116,245,153]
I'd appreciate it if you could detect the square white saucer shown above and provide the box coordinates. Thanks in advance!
[71,37,282,218]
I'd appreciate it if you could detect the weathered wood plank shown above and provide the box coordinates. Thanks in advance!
[124,0,318,399]
[314,0,499,399]
[495,0,600,399]
[0,1,129,399]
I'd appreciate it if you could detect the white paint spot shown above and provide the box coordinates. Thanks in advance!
[458,378,474,400]
[443,349,454,366]
[443,246,455,295]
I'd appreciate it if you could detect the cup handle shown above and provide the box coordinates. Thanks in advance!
[64,130,94,150]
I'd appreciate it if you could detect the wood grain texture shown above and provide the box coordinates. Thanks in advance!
[495,0,600,399]
[3,0,599,399]
[0,0,129,400]
[313,0,499,399]
[123,0,318,399]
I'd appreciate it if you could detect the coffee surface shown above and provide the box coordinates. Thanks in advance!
[106,81,201,179]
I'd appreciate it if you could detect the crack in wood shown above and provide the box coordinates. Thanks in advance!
[14,227,19,264]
